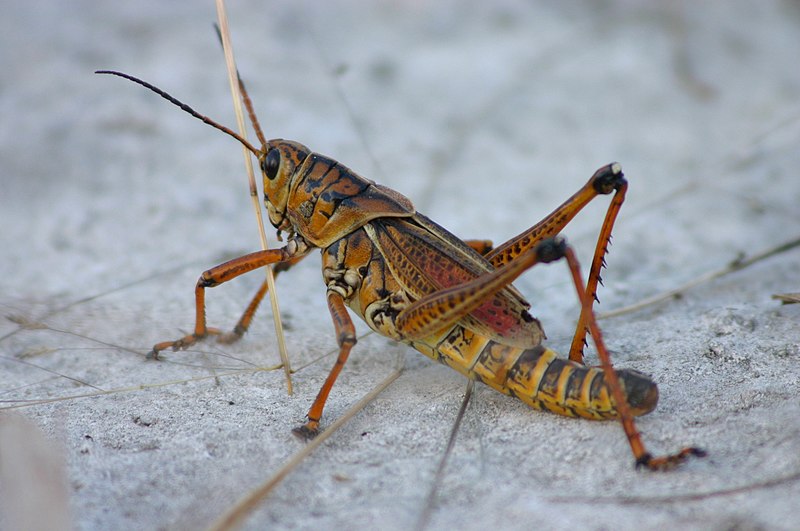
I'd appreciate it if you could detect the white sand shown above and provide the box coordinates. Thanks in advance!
[2,2,799,529]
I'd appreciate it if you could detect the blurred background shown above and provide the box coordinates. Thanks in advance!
[2,1,799,529]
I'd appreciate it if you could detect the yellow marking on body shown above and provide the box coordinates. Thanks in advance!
[470,342,520,388]
[585,371,615,419]
[552,364,578,416]
[436,327,490,376]
[504,347,557,406]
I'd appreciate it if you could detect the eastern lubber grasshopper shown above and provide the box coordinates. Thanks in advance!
[96,65,704,471]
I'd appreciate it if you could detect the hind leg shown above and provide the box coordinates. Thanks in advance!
[482,163,628,363]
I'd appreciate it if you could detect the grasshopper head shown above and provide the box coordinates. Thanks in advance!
[259,139,310,233]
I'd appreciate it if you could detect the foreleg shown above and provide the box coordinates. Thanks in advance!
[150,242,310,358]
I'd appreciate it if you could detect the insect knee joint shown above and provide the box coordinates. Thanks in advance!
[338,332,357,348]
[198,274,217,288]
[591,162,627,194]
[635,452,654,469]
[534,237,567,264]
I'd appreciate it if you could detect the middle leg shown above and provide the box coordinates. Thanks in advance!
[293,290,357,439]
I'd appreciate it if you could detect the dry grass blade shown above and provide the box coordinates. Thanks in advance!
[414,379,474,531]
[208,355,405,531]
[1,262,194,344]
[599,235,800,319]
[0,367,283,411]
[214,0,293,394]
[546,469,800,505]
[772,292,800,305]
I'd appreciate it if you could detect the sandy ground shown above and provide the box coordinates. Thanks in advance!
[2,1,800,530]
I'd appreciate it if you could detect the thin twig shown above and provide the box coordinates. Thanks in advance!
[208,355,405,531]
[414,379,474,531]
[599,236,800,319]
[1,367,281,411]
[547,469,800,505]
[772,292,800,305]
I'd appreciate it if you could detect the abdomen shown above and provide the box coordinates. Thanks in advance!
[412,326,658,419]
[323,228,658,420]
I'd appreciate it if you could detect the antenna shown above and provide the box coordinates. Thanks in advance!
[95,70,260,156]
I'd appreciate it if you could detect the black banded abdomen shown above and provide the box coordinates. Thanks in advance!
[419,327,658,420]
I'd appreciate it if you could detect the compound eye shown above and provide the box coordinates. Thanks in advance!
[261,148,281,180]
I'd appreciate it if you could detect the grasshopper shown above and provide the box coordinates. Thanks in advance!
[97,66,704,470]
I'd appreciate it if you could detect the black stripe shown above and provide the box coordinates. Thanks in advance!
[537,358,568,398]
[564,367,588,402]
[507,345,546,383]
[588,370,606,404]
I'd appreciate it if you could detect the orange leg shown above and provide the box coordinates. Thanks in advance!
[293,291,356,439]
[216,255,307,344]
[567,180,626,362]
[560,243,705,470]
[150,246,308,359]
[484,163,628,363]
